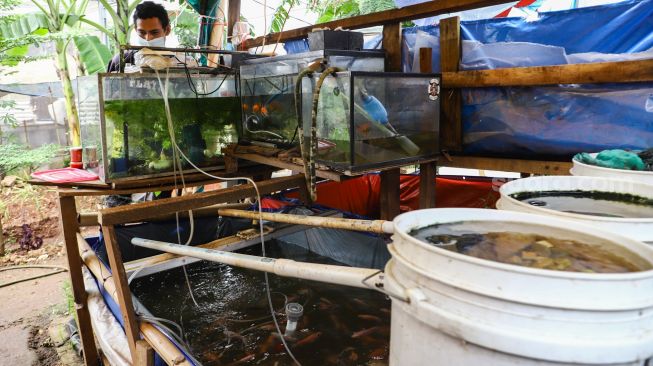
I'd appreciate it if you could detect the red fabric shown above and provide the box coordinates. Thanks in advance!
[495,0,538,17]
[260,197,293,210]
[286,174,499,218]
[31,168,98,183]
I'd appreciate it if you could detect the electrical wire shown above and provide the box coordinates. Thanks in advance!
[154,65,303,366]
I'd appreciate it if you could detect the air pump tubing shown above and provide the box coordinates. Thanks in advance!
[132,237,380,289]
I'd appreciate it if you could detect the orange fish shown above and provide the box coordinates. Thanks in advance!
[260,106,268,116]
[356,122,371,134]
[267,101,282,112]
[242,103,249,111]
[294,331,322,347]
[252,103,261,113]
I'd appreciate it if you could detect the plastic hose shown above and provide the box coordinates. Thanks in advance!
[0,265,68,288]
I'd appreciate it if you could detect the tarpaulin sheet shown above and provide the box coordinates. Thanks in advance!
[285,174,499,218]
[402,0,653,158]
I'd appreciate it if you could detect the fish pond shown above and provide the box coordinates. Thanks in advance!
[131,241,391,366]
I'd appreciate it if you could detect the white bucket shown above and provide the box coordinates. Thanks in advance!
[386,208,653,366]
[571,153,653,185]
[496,176,653,243]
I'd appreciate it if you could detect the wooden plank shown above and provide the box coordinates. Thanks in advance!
[135,340,154,366]
[439,16,462,152]
[230,152,346,182]
[419,48,437,209]
[439,156,572,175]
[99,175,304,225]
[57,196,100,366]
[380,169,401,220]
[58,166,270,197]
[102,225,141,360]
[442,58,653,88]
[227,0,241,37]
[419,47,433,73]
[244,0,514,48]
[382,23,402,72]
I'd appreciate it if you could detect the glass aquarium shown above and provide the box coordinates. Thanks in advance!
[300,71,441,173]
[96,71,240,182]
[77,75,102,174]
[239,50,385,148]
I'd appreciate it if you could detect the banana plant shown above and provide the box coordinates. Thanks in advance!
[78,0,141,52]
[0,0,94,146]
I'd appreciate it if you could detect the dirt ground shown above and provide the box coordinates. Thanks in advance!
[1,182,102,366]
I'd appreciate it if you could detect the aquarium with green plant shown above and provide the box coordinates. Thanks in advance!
[238,50,384,148]
[301,71,440,173]
[96,72,240,182]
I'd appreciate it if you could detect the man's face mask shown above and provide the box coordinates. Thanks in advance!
[135,36,165,48]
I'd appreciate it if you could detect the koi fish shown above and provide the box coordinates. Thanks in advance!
[294,331,322,347]
[357,314,382,323]
[252,104,261,113]
[226,353,255,365]
[352,326,383,339]
[369,347,388,360]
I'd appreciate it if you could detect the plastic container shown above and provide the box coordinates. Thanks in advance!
[70,146,83,162]
[572,153,653,185]
[496,176,653,243]
[385,208,653,366]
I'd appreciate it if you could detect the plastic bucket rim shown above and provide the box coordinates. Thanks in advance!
[498,175,653,224]
[392,208,653,281]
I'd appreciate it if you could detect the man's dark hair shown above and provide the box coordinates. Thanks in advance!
[133,1,170,29]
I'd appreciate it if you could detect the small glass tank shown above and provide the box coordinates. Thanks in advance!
[300,71,441,173]
[96,72,240,182]
[238,50,385,148]
[77,75,102,175]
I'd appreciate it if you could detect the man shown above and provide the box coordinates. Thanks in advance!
[106,1,171,72]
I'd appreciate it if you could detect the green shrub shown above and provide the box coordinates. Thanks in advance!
[0,143,62,178]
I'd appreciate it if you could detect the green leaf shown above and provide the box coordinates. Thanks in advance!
[0,13,48,38]
[73,35,111,74]
[269,0,299,34]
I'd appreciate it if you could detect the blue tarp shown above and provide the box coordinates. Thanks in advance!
[284,0,653,158]
[402,0,653,158]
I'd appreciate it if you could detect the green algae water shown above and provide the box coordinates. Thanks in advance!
[131,241,391,366]
[103,97,240,180]
[510,190,653,218]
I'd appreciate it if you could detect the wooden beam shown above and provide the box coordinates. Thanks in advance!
[57,196,100,366]
[243,0,515,48]
[99,175,304,226]
[382,23,402,72]
[439,16,462,152]
[227,0,241,37]
[102,225,141,360]
[135,340,154,366]
[419,47,437,209]
[229,152,347,182]
[439,156,572,175]
[442,58,653,88]
[380,169,401,220]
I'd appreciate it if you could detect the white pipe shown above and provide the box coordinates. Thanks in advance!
[132,238,382,289]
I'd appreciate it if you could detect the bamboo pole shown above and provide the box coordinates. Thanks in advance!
[217,209,395,234]
[76,233,192,366]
